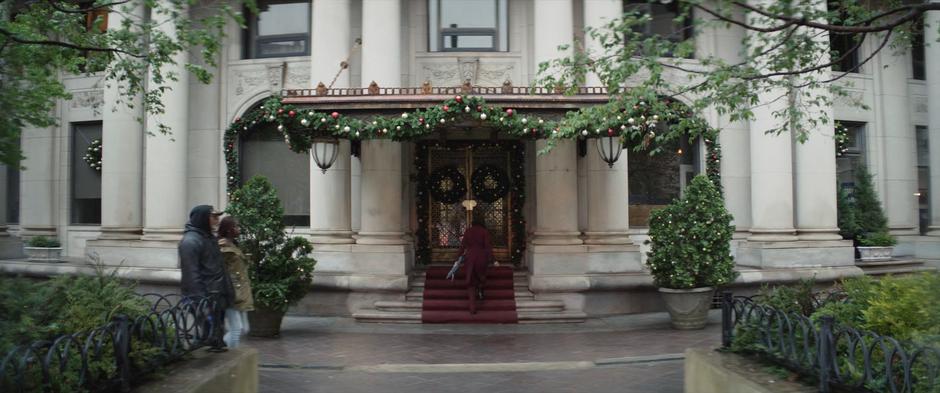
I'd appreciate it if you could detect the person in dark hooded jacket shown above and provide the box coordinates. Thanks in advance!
[179,205,235,310]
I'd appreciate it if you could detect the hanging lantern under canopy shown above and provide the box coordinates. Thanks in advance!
[596,136,623,168]
[311,137,340,173]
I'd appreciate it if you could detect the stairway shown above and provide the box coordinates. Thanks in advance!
[353,265,587,324]
[856,257,936,276]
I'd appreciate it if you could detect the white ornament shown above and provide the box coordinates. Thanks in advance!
[372,121,378,125]
[552,129,558,135]
[628,118,635,124]
[300,119,309,126]
[343,126,351,133]
[464,106,471,112]
[268,116,275,121]
[355,131,360,137]
[439,118,446,124]
[521,118,528,124]
[538,119,544,124]
[277,125,284,131]
[595,128,601,134]
[581,130,589,136]
[480,113,487,120]
[620,125,626,130]
[425,124,430,129]
[396,126,401,130]
[321,118,327,122]
[402,113,409,119]
[653,115,659,120]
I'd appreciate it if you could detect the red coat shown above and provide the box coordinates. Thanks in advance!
[457,224,493,287]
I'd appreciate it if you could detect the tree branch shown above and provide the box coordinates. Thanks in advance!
[43,0,130,14]
[729,1,938,33]
[0,28,145,58]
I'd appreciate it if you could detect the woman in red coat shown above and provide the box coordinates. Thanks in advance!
[457,217,494,314]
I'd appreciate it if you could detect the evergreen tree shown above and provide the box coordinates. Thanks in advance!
[837,185,860,240]
[852,165,889,235]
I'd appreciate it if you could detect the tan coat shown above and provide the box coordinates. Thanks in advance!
[219,238,255,312]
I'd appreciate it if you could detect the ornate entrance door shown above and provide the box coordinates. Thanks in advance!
[415,142,524,265]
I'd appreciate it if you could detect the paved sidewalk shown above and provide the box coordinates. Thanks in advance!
[246,311,722,393]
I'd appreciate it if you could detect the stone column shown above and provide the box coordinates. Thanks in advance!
[19,126,57,237]
[794,2,840,240]
[874,40,917,234]
[582,0,620,86]
[142,2,189,240]
[745,0,796,242]
[531,140,582,245]
[0,165,8,236]
[355,140,405,245]
[534,0,574,80]
[310,141,353,243]
[310,0,353,244]
[99,2,145,240]
[361,0,400,87]
[583,145,630,244]
[926,6,940,236]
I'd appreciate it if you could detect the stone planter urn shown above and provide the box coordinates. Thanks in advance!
[659,287,714,330]
[247,307,286,338]
[23,246,62,262]
[856,246,893,262]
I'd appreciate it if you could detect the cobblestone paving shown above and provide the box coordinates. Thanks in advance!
[246,311,721,393]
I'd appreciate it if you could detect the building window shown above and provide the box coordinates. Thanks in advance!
[828,1,860,73]
[244,0,311,59]
[623,0,693,56]
[628,137,700,227]
[428,0,508,52]
[240,125,310,227]
[71,123,102,225]
[835,121,866,194]
[912,19,925,80]
[916,126,930,234]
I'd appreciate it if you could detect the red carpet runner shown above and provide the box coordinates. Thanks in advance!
[421,265,518,324]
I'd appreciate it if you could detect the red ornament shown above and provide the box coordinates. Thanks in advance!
[277,109,284,115]
[288,110,296,117]
[235,117,240,122]
[331,112,340,119]
[505,108,514,117]
[476,105,483,112]
[608,128,615,136]
[455,96,463,103]
[419,117,425,124]
[443,105,450,112]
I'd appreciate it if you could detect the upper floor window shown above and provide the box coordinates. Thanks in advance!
[912,19,925,80]
[828,1,860,73]
[623,0,693,57]
[428,0,508,52]
[245,0,311,59]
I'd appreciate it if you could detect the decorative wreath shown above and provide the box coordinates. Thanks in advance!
[429,166,467,204]
[471,164,510,203]
[83,139,102,172]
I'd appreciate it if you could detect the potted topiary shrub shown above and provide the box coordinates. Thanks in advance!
[226,176,316,337]
[24,236,62,262]
[843,165,896,262]
[646,175,737,330]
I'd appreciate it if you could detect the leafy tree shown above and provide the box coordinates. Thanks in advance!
[0,0,246,166]
[539,0,939,144]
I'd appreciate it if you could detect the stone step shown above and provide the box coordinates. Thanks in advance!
[374,300,422,312]
[375,299,564,313]
[406,289,536,301]
[858,265,936,276]
[855,258,925,268]
[517,311,588,324]
[411,279,529,290]
[352,310,422,324]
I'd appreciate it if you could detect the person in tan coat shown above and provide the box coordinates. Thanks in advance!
[218,216,254,348]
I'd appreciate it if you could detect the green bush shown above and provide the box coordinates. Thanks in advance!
[0,271,159,392]
[226,176,316,312]
[857,231,898,247]
[645,175,737,289]
[26,235,61,248]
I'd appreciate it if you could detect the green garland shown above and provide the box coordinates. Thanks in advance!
[84,138,102,172]
[223,95,723,196]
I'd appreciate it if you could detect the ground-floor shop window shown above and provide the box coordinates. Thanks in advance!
[835,121,867,196]
[71,123,101,225]
[916,125,930,234]
[240,126,310,227]
[628,137,699,227]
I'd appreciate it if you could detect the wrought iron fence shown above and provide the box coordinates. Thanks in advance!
[721,292,940,393]
[1,293,225,393]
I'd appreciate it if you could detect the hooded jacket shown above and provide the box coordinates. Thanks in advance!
[178,205,235,308]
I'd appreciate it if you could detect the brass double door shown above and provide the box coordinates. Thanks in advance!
[426,144,513,264]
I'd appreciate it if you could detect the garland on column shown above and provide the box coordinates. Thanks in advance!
[834,121,849,157]
[223,95,723,196]
[413,141,526,266]
[84,138,102,172]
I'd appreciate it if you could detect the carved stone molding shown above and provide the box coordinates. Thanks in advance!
[420,60,518,87]
[233,69,267,97]
[477,64,516,87]
[913,96,928,113]
[70,90,103,110]
[286,63,310,89]
[458,57,479,84]
[422,63,460,87]
[266,63,284,93]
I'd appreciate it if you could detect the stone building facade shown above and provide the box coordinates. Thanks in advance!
[1,0,938,319]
